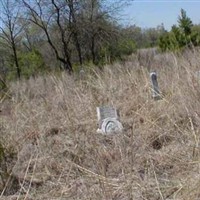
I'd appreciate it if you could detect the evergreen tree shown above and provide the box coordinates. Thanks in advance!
[178,9,193,36]
[159,8,200,51]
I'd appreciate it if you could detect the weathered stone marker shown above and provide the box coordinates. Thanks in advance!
[96,106,123,134]
[79,68,85,79]
[195,71,200,79]
[97,106,119,123]
[150,72,161,100]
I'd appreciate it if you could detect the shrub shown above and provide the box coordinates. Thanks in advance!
[101,38,136,64]
[19,49,46,79]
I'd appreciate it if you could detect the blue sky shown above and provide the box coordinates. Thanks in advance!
[122,0,200,30]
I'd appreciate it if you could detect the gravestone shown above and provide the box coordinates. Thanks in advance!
[79,68,85,79]
[150,72,161,100]
[195,71,200,79]
[96,106,123,135]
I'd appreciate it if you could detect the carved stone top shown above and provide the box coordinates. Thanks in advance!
[150,72,159,90]
[96,106,119,124]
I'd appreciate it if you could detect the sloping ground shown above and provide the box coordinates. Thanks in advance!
[1,49,200,199]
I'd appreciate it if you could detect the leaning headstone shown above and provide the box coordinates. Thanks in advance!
[150,72,161,100]
[96,106,123,135]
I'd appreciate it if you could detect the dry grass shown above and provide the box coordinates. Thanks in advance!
[1,49,200,199]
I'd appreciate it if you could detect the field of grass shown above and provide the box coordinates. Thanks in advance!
[1,49,200,199]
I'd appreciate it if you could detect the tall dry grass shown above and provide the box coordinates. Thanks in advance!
[1,49,200,199]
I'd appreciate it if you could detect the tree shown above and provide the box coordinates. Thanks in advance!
[22,0,74,73]
[19,0,134,72]
[64,0,134,65]
[66,0,83,66]
[20,20,45,52]
[178,9,193,36]
[0,0,25,79]
[79,0,104,64]
[159,9,200,51]
[79,0,133,64]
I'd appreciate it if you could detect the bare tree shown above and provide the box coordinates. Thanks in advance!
[20,0,133,72]
[22,0,74,73]
[78,0,119,64]
[0,0,25,79]
[66,0,83,66]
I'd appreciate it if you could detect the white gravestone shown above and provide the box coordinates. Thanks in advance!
[96,106,123,135]
[150,72,161,100]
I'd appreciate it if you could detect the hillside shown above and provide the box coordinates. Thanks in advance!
[1,49,200,199]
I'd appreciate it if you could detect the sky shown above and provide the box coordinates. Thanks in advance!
[122,0,200,30]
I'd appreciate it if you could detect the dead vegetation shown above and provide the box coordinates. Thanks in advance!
[1,49,200,199]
